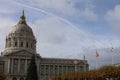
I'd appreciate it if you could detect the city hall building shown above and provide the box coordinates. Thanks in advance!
[0,11,89,80]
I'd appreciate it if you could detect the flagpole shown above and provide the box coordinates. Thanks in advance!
[83,55,86,80]
[75,64,77,72]
[96,56,98,69]
[83,47,87,72]
[82,47,87,80]
[111,50,114,65]
[110,43,114,65]
[95,50,99,69]
[84,55,86,72]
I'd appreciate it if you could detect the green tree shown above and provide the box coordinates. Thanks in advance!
[26,55,38,80]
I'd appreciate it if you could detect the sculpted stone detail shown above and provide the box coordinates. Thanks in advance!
[7,50,34,57]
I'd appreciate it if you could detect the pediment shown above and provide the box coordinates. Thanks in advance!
[6,50,35,57]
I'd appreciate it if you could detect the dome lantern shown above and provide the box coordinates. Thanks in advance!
[19,10,26,24]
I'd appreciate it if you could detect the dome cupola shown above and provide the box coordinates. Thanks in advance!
[19,10,26,24]
[3,10,37,55]
[9,10,33,36]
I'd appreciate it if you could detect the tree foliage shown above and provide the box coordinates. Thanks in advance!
[0,69,5,80]
[26,55,38,80]
[52,66,120,80]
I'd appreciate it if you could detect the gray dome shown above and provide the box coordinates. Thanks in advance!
[3,10,37,55]
[10,24,33,35]
[9,10,33,35]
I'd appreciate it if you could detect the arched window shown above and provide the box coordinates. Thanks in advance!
[20,77,24,80]
[26,42,28,48]
[20,42,23,47]
[9,42,11,47]
[12,77,17,80]
[15,41,17,47]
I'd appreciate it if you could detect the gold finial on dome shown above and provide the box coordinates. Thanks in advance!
[22,10,24,16]
[19,10,26,24]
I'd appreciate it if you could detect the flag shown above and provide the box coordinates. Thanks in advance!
[95,50,99,57]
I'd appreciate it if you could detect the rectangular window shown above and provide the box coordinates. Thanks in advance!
[15,42,17,47]
[20,42,23,47]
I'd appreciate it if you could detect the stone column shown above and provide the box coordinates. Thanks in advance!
[66,66,68,74]
[25,59,27,74]
[53,65,55,74]
[11,38,14,47]
[7,59,10,73]
[43,64,46,78]
[58,65,59,75]
[48,65,50,77]
[18,59,20,74]
[11,58,13,74]
[61,65,63,74]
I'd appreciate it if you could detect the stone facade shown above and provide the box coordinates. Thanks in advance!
[0,11,89,80]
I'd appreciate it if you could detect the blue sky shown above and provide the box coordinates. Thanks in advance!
[0,0,120,69]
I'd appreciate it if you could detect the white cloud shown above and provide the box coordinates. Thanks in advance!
[14,0,77,16]
[27,15,118,58]
[105,5,120,24]
[0,10,119,69]
[0,18,15,29]
[0,0,21,14]
[78,0,98,21]
[28,15,120,69]
[13,0,98,22]
[0,18,15,52]
[0,0,119,68]
[105,5,120,38]
[83,8,98,21]
[0,14,101,57]
[32,16,96,45]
